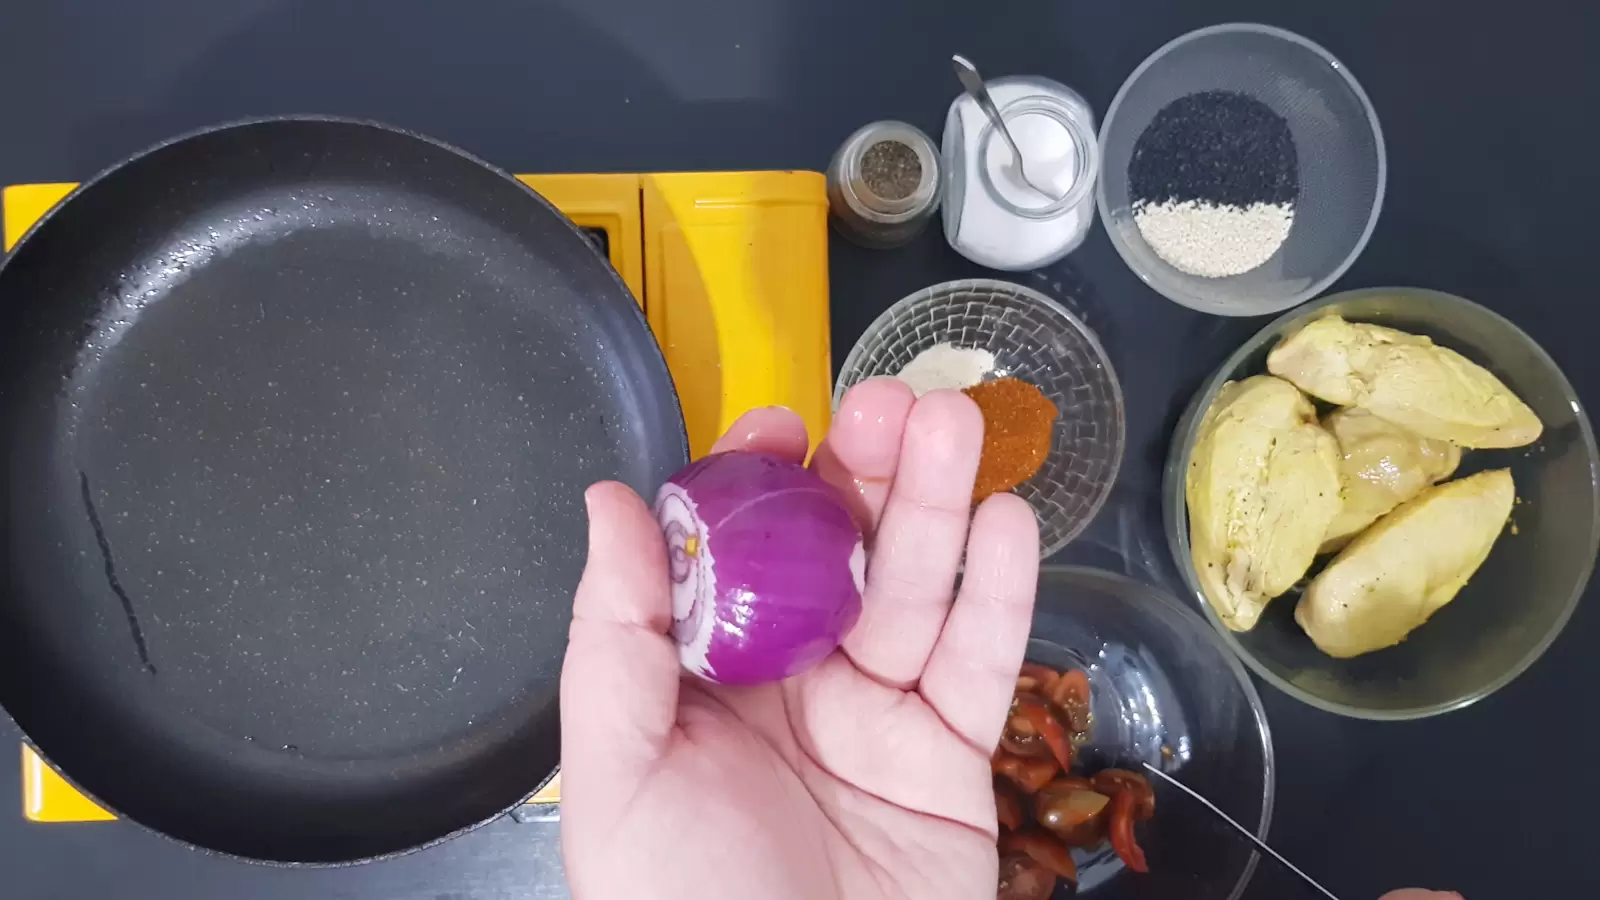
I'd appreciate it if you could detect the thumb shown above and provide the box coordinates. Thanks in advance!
[559,482,681,799]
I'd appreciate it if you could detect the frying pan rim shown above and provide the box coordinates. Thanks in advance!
[0,114,689,865]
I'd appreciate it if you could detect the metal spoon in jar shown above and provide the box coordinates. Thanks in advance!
[1141,762,1344,900]
[951,54,1063,201]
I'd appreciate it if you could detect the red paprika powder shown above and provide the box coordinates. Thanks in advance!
[962,377,1058,504]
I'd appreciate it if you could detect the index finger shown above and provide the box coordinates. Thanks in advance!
[710,406,809,461]
[810,377,916,533]
[841,390,985,687]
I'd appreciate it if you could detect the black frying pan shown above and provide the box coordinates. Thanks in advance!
[0,117,687,863]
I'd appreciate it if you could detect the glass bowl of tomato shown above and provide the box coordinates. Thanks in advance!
[993,566,1273,899]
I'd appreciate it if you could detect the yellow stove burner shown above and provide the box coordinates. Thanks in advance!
[3,169,833,822]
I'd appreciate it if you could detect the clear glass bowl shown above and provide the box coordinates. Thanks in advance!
[834,279,1123,558]
[1097,23,1386,316]
[1028,566,1272,900]
[1164,288,1600,719]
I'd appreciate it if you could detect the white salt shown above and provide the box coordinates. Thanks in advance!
[894,344,995,397]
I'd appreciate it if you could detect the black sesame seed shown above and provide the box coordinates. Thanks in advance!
[1129,90,1299,208]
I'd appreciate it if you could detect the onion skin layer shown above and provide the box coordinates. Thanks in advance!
[654,452,865,685]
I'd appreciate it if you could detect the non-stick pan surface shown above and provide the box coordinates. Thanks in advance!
[0,118,687,863]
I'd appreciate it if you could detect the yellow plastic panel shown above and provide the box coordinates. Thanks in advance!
[517,173,645,305]
[22,747,114,822]
[642,171,832,457]
[530,776,560,804]
[3,183,76,251]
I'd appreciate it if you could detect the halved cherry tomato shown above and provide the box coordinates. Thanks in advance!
[1041,774,1094,794]
[1091,768,1156,821]
[1014,694,1075,771]
[1000,736,1052,759]
[992,750,1058,793]
[1017,663,1061,695]
[1000,830,1078,883]
[1035,787,1108,829]
[994,777,1023,831]
[1000,710,1053,759]
[997,855,1056,900]
[1050,669,1092,736]
[1008,705,1039,734]
[1033,782,1110,848]
[1042,806,1108,849]
[1108,789,1149,873]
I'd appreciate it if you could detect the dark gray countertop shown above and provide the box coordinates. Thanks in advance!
[2,0,1596,897]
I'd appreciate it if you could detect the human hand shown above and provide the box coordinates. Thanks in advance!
[559,379,1040,900]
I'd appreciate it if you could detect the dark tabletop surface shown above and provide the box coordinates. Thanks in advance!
[2,0,1596,897]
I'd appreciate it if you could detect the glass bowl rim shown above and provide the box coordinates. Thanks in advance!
[1162,287,1600,720]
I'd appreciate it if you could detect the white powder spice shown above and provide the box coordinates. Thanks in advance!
[893,343,995,397]
[1134,199,1295,278]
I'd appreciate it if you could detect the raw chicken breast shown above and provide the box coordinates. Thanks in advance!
[1320,408,1462,552]
[1296,469,1514,658]
[1187,376,1342,632]
[1267,316,1542,448]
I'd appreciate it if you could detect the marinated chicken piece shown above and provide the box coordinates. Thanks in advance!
[1187,376,1343,631]
[1296,468,1514,658]
[1320,409,1462,552]
[1267,316,1542,448]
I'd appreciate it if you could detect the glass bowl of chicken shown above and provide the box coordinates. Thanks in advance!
[1163,287,1599,719]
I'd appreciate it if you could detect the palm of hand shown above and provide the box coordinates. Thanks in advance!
[596,677,992,900]
[560,381,1040,900]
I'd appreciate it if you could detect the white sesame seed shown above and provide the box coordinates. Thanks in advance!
[1134,199,1295,278]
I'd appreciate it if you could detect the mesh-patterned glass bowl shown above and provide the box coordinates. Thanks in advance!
[834,279,1123,558]
[1097,23,1386,316]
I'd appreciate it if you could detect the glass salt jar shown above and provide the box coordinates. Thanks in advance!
[941,75,1099,271]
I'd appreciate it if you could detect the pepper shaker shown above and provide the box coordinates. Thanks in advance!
[826,121,942,249]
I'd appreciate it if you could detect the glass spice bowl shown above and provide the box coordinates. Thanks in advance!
[834,279,1124,558]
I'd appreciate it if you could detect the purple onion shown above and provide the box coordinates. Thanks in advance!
[653,451,865,685]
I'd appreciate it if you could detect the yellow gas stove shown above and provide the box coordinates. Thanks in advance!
[3,170,833,823]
